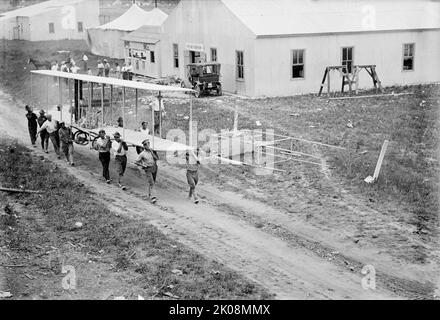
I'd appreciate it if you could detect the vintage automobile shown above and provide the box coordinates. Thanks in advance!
[181,62,222,97]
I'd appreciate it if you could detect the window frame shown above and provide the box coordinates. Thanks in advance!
[236,50,244,81]
[290,49,305,80]
[173,43,179,69]
[210,47,217,62]
[150,51,155,64]
[49,22,55,34]
[402,43,415,72]
[77,21,83,33]
[341,46,354,73]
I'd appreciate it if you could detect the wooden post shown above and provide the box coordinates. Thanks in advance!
[101,84,104,127]
[46,76,49,107]
[318,68,328,96]
[135,88,138,128]
[158,91,162,138]
[151,92,155,150]
[122,86,126,139]
[327,68,331,96]
[373,140,389,181]
[68,79,72,125]
[189,94,193,147]
[30,73,33,102]
[110,85,113,124]
[58,77,62,122]
[88,82,91,127]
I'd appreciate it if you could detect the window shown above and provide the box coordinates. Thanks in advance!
[403,43,415,71]
[211,48,217,62]
[150,51,155,63]
[291,49,305,79]
[135,59,139,70]
[49,23,54,34]
[236,50,244,80]
[77,22,83,32]
[142,61,146,70]
[173,43,179,68]
[342,47,353,73]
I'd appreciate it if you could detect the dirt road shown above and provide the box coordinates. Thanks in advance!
[0,88,431,299]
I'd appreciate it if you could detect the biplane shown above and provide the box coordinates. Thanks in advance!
[30,70,197,155]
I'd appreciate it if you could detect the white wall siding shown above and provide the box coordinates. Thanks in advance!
[254,29,440,97]
[160,0,257,96]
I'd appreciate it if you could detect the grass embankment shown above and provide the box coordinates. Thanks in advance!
[0,140,272,299]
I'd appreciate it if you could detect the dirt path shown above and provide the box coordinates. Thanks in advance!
[0,89,405,299]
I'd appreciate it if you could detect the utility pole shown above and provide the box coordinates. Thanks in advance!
[155,0,157,8]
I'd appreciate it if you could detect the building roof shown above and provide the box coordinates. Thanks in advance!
[220,0,440,37]
[92,4,167,31]
[0,0,86,20]
[122,25,161,43]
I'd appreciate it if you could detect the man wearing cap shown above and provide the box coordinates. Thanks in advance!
[37,114,60,159]
[37,110,49,152]
[58,122,75,166]
[94,129,112,183]
[135,139,159,203]
[113,132,128,190]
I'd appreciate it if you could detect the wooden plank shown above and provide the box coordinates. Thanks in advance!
[372,140,389,181]
[318,68,328,96]
[326,92,413,100]
[0,187,42,194]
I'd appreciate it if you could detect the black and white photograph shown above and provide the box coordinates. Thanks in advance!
[0,0,439,307]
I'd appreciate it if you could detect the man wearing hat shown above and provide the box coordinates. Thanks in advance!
[113,132,128,190]
[37,110,49,152]
[37,114,60,159]
[135,139,159,203]
[104,59,111,77]
[58,121,74,166]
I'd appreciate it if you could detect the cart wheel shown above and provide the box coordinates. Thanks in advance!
[91,136,99,149]
[194,85,201,98]
[73,131,89,145]
[216,83,222,96]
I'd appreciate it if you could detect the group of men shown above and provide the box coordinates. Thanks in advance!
[25,105,200,204]
[25,105,75,165]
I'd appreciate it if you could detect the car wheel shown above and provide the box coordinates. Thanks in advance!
[216,84,222,96]
[194,85,201,98]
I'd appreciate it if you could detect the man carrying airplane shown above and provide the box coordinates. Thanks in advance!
[135,139,159,204]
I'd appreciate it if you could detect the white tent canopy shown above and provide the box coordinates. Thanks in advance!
[86,4,167,59]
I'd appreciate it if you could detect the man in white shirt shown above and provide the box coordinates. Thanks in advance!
[37,114,60,158]
[82,53,88,72]
[135,121,150,154]
[113,132,128,190]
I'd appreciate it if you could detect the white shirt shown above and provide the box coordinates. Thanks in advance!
[40,119,58,134]
[140,127,150,135]
[113,141,127,156]
[83,55,88,61]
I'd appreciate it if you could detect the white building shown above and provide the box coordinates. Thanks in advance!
[122,25,162,78]
[0,0,100,41]
[87,4,167,59]
[158,0,440,97]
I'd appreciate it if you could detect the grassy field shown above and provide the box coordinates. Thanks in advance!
[0,139,272,299]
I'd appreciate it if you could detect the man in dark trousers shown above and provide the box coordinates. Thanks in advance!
[58,122,75,166]
[94,129,112,183]
[37,110,49,152]
[25,105,38,147]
